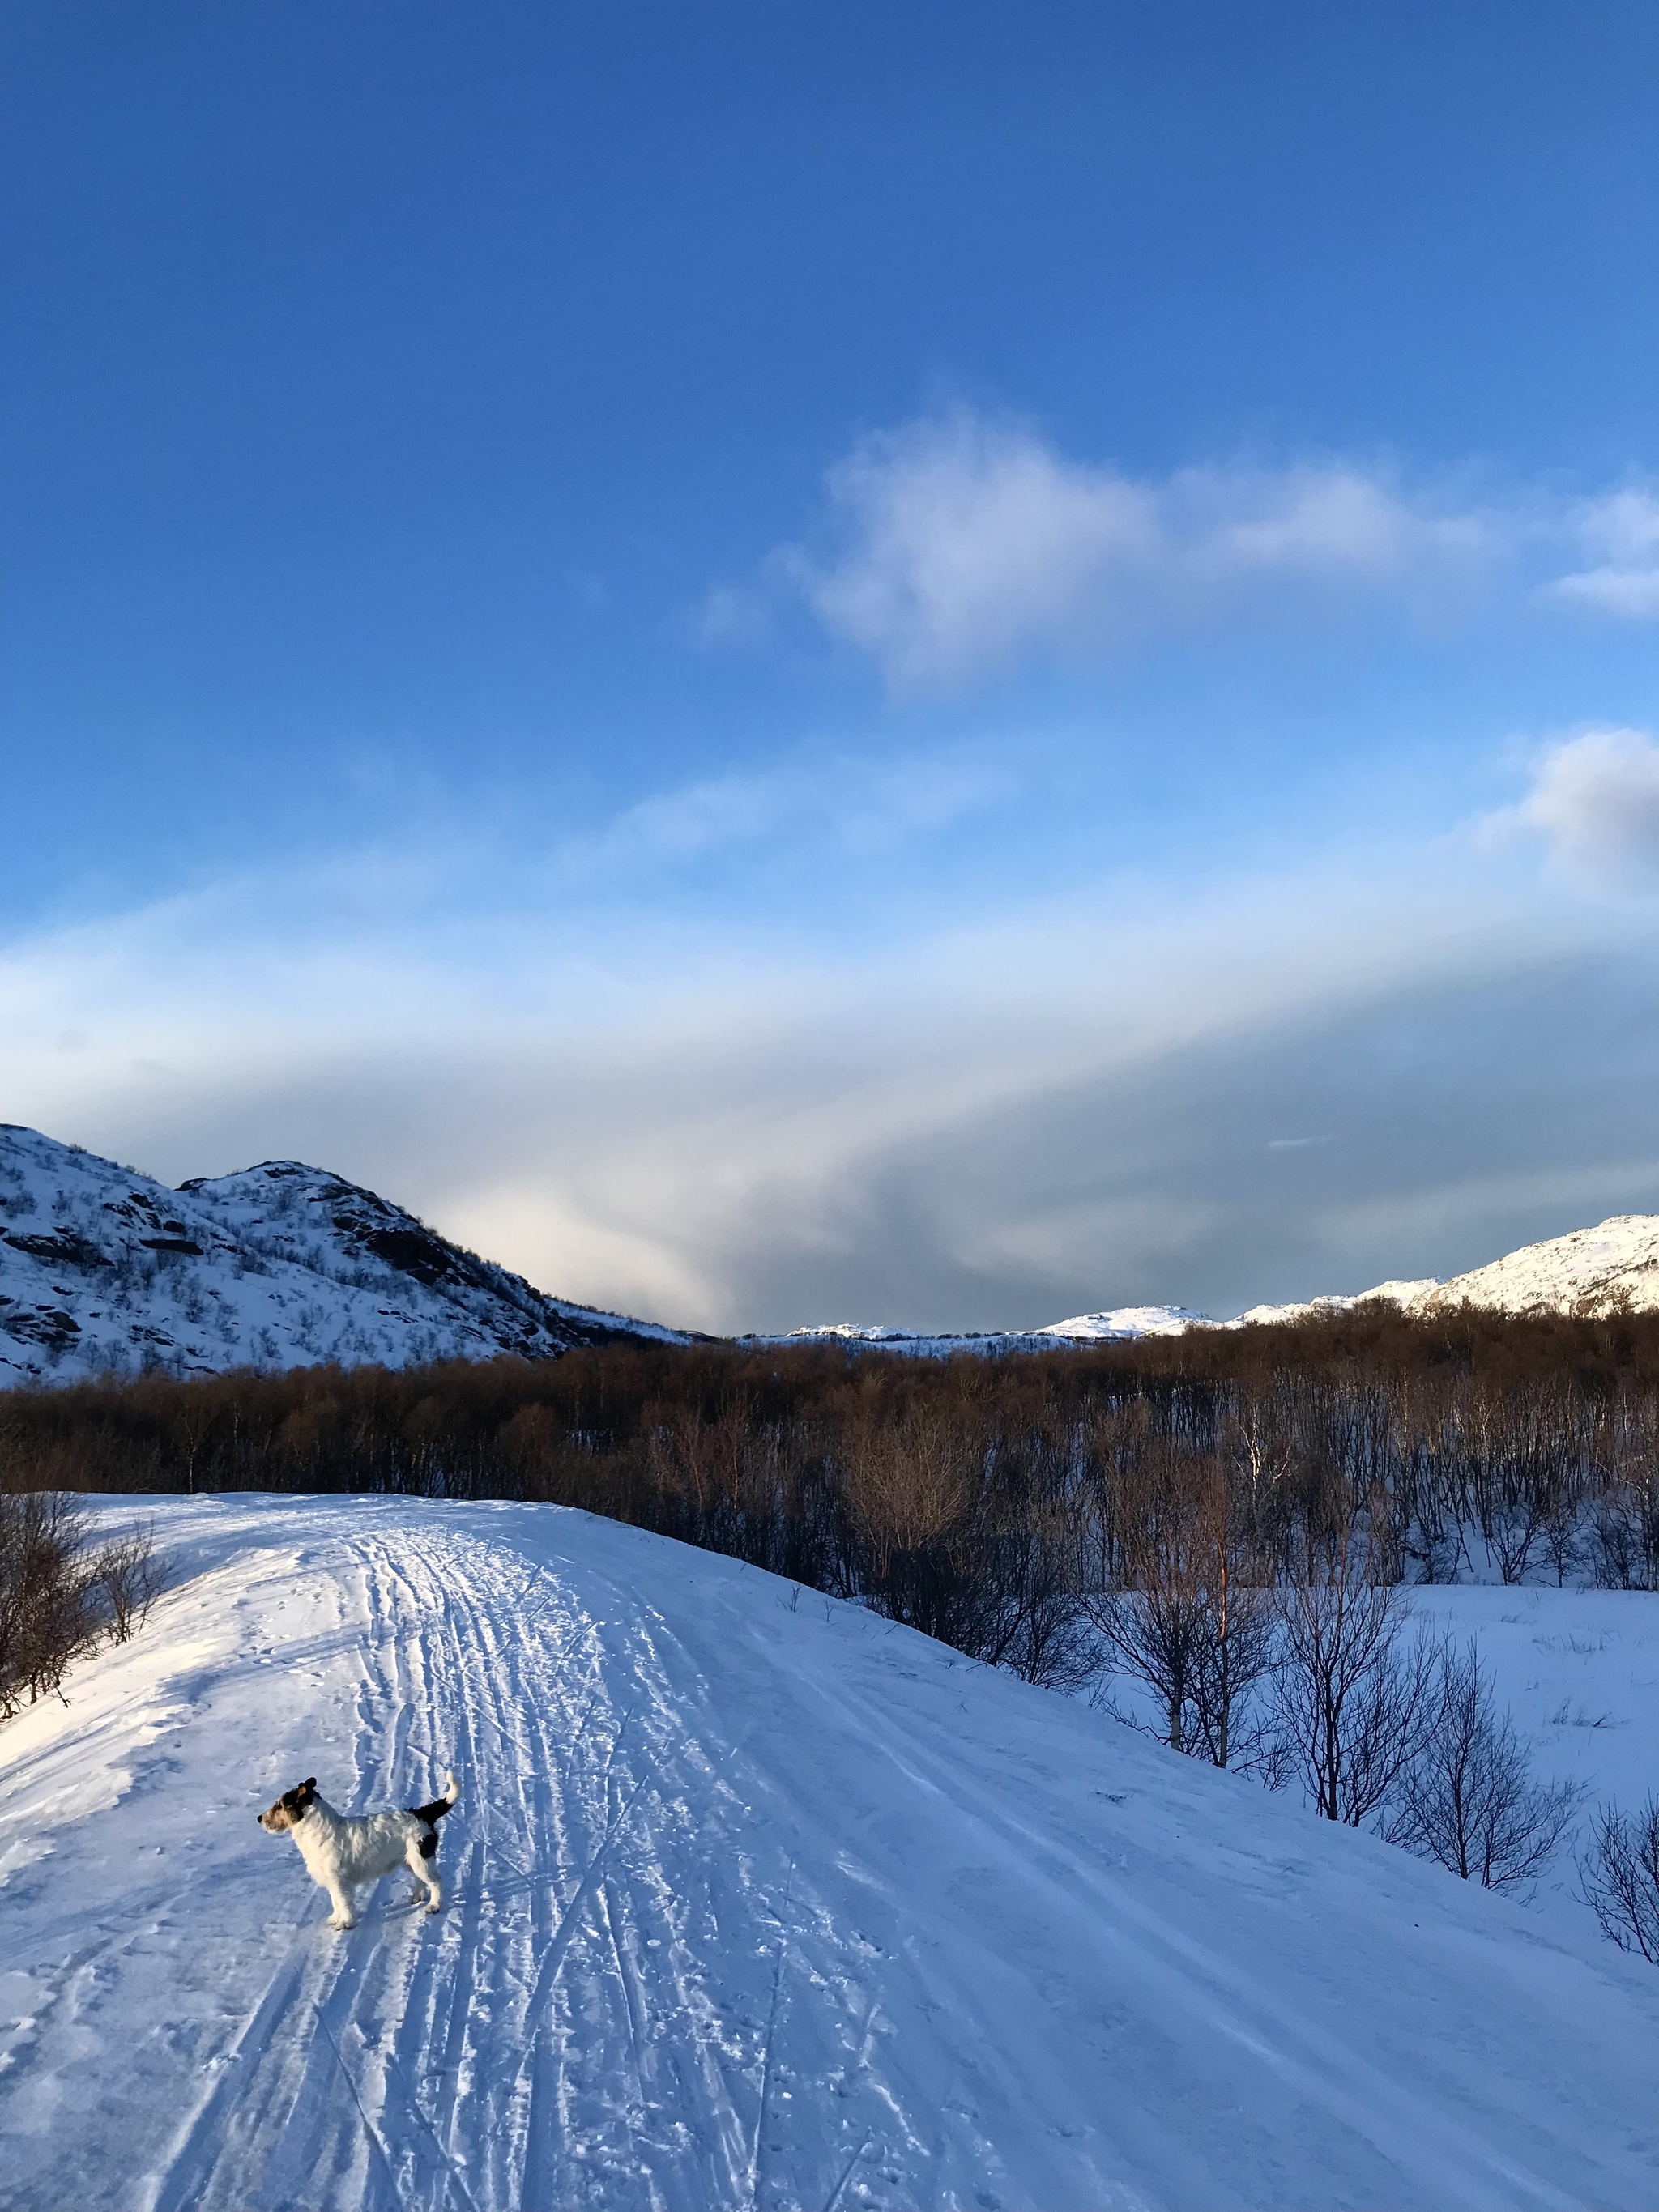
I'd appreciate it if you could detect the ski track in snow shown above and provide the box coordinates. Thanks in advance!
[2,1496,1656,2212]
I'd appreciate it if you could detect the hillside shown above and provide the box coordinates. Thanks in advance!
[1,1496,1653,2210]
[0,1127,689,1386]
[1233,1217,1659,1328]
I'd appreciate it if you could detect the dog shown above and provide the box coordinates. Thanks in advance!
[258,1771,461,1930]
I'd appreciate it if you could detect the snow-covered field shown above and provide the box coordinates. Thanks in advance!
[2,1498,1656,2212]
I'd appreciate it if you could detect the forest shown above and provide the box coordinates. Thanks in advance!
[5,1304,1657,1952]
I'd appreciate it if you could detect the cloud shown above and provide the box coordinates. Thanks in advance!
[1544,489,1659,620]
[705,416,1657,688]
[2,782,1650,1332]
[561,746,1009,876]
[1499,727,1659,886]
[761,412,1503,689]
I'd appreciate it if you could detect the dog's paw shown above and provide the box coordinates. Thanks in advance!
[424,1899,442,1914]
[328,1916,356,1932]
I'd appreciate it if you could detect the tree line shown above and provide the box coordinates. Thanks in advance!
[3,1302,1656,1952]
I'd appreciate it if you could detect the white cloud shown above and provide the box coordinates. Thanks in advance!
[1544,489,1659,620]
[768,413,1503,689]
[1500,727,1659,886]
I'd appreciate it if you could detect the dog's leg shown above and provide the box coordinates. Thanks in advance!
[406,1835,441,1914]
[326,1882,356,1931]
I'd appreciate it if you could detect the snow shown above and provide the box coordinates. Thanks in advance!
[1098,1583,1659,1954]
[0,1126,688,1387]
[2,1495,1656,2211]
[1414,1214,1659,1317]
[1230,1281,1442,1328]
[756,1218,1659,1353]
[753,1308,1213,1356]
[1230,1218,1659,1331]
[1038,1305,1213,1340]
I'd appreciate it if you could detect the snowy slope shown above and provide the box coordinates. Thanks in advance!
[2,1497,1656,2212]
[1229,1217,1659,1329]
[1230,1280,1442,1328]
[1039,1304,1213,1340]
[0,1127,689,1386]
[1414,1213,1659,1318]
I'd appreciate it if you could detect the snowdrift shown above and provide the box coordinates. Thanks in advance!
[2,1498,1655,2210]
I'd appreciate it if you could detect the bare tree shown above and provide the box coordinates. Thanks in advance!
[1189,1491,1281,1775]
[97,1524,165,1644]
[1579,1797,1659,1963]
[1084,1443,1214,1751]
[0,1497,166,1716]
[1387,1641,1580,1889]
[1273,1522,1443,1823]
[0,1492,98,1715]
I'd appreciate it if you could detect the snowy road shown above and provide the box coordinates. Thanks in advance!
[2,1495,1657,2211]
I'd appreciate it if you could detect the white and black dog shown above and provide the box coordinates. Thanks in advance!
[258,1772,461,1930]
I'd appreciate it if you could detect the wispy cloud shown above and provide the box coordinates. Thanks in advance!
[557,746,1011,877]
[1542,489,1659,621]
[733,412,1507,690]
[706,413,1657,690]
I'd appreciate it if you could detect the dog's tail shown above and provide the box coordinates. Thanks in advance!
[409,1772,462,1826]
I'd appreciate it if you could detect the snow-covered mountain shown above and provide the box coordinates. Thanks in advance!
[1414,1213,1659,1317]
[0,1126,690,1386]
[1234,1217,1659,1328]
[1039,1302,1213,1340]
[783,1217,1659,1351]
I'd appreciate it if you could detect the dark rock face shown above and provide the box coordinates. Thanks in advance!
[1,1230,110,1270]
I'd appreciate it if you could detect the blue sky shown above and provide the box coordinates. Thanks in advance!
[4,2,1657,1329]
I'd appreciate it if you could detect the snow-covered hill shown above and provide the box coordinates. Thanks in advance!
[786,1217,1659,1351]
[1232,1217,1659,1329]
[1415,1213,1659,1317]
[0,1127,689,1386]
[759,1306,1210,1356]
[2,1496,1654,2210]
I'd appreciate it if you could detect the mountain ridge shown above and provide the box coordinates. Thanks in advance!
[3,1124,1654,1386]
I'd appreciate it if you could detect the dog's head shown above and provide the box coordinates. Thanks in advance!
[258,1778,318,1832]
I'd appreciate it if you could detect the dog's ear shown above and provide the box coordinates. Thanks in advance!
[301,1778,316,1792]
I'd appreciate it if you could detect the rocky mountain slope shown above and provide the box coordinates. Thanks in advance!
[0,1127,690,1386]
